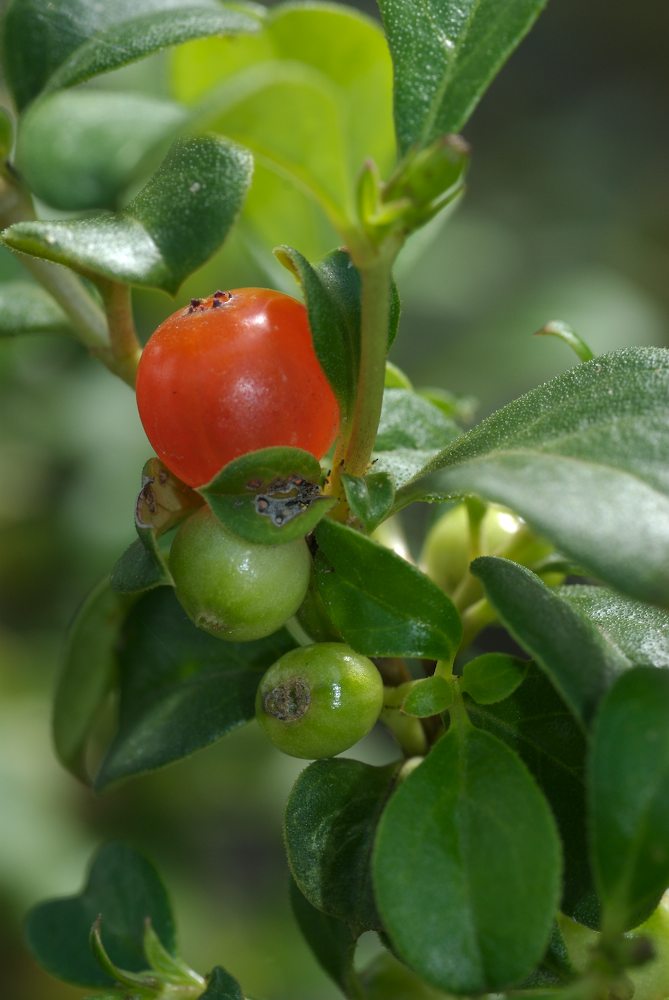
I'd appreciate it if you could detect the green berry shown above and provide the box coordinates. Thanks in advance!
[170,505,310,641]
[255,642,383,759]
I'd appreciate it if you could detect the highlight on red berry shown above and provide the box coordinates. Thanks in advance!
[136,288,340,487]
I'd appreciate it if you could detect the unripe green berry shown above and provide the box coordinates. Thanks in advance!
[255,642,384,759]
[170,505,311,642]
[420,503,542,595]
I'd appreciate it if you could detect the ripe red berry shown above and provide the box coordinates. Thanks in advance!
[136,288,340,487]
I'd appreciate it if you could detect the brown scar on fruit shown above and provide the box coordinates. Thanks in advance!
[263,678,311,722]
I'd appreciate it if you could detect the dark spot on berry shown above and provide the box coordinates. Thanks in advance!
[264,678,310,721]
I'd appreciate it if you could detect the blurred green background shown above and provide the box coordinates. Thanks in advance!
[1,1,668,998]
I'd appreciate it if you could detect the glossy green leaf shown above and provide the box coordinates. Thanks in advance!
[16,91,186,211]
[342,472,395,533]
[403,348,669,606]
[0,280,71,337]
[285,759,397,935]
[373,726,562,993]
[377,0,548,155]
[25,843,175,987]
[172,3,394,234]
[401,674,454,717]
[373,388,460,494]
[3,136,252,294]
[560,585,669,668]
[2,0,261,110]
[53,580,132,782]
[590,667,669,932]
[199,966,244,1000]
[201,447,333,545]
[314,519,462,660]
[277,247,356,419]
[276,246,400,423]
[461,652,528,705]
[472,558,629,728]
[289,878,359,996]
[95,588,293,789]
[468,666,595,924]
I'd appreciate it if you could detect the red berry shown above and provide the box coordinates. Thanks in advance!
[136,288,340,487]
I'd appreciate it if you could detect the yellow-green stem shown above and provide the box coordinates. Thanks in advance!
[98,280,142,387]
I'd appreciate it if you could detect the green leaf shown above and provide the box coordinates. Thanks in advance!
[0,280,71,337]
[472,558,629,728]
[377,0,548,155]
[53,580,132,782]
[403,348,669,606]
[289,878,359,996]
[376,388,460,451]
[373,388,460,494]
[2,0,261,110]
[3,136,252,294]
[276,247,357,419]
[285,759,397,935]
[468,667,596,925]
[111,536,172,595]
[172,3,394,234]
[342,472,395,533]
[560,585,669,668]
[461,652,528,705]
[314,519,462,660]
[276,246,400,423]
[535,319,595,364]
[199,966,244,1000]
[590,667,669,932]
[373,726,562,993]
[16,90,187,211]
[401,675,454,717]
[95,588,293,789]
[201,447,334,545]
[25,843,175,987]
[197,61,353,229]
